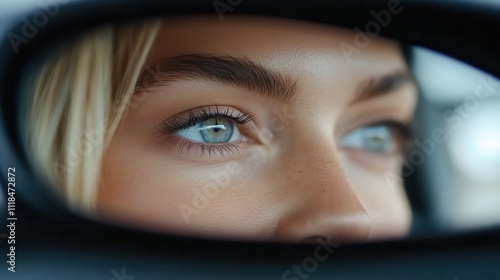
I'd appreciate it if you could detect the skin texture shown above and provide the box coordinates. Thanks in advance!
[97,16,418,242]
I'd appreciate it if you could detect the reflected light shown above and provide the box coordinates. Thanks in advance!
[448,100,500,182]
[477,134,500,159]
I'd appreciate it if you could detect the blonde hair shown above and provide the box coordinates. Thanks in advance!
[27,19,161,213]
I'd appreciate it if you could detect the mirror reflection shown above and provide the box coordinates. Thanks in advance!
[23,15,500,243]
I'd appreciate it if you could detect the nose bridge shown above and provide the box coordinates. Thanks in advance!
[273,131,371,242]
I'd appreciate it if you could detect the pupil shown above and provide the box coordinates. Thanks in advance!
[362,126,390,152]
[370,136,383,144]
[199,117,233,143]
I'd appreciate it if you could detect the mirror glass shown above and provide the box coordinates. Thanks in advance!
[20,15,500,243]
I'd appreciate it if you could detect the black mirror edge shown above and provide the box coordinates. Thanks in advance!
[1,0,500,279]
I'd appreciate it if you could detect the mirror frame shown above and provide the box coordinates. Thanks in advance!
[1,0,500,278]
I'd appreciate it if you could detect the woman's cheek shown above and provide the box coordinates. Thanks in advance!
[98,142,284,238]
[97,152,200,230]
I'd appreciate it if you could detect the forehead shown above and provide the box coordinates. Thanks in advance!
[147,15,405,69]
[145,16,408,108]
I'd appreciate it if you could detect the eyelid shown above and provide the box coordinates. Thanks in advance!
[155,105,254,136]
[337,112,412,141]
[365,120,413,140]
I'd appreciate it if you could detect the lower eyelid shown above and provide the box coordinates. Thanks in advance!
[158,135,251,160]
[179,141,240,157]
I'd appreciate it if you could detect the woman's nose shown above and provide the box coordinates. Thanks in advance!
[273,133,371,242]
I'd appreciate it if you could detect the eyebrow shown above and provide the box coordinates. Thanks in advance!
[136,53,416,104]
[352,71,416,104]
[136,54,299,104]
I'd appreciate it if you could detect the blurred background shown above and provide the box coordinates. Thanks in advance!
[411,47,500,233]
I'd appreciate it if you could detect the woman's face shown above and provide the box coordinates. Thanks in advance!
[98,16,418,242]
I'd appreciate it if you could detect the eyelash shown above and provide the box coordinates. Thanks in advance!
[371,120,413,139]
[155,106,255,157]
[157,106,254,134]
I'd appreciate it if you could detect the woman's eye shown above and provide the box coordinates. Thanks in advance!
[176,117,243,143]
[341,125,400,154]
